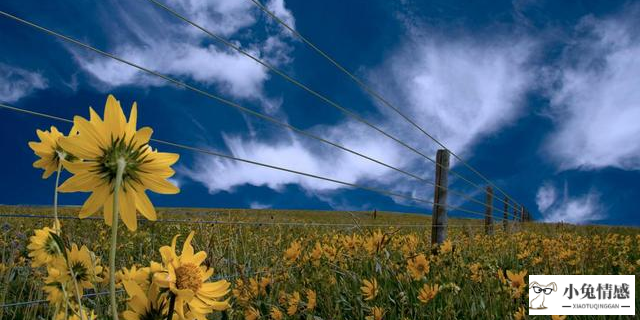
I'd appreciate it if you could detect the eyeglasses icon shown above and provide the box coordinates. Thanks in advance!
[532,286,554,295]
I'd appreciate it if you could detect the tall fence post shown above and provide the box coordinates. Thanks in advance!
[431,149,450,247]
[484,187,493,235]
[503,196,509,233]
[520,206,525,223]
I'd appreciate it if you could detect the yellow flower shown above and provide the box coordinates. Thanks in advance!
[417,283,440,304]
[116,265,151,290]
[323,244,338,262]
[270,306,284,320]
[27,225,62,267]
[309,242,323,265]
[407,254,430,280]
[58,94,179,231]
[507,270,527,290]
[551,316,567,320]
[245,306,260,320]
[497,268,507,285]
[287,291,301,315]
[28,126,76,179]
[361,278,379,301]
[364,230,385,254]
[469,263,482,283]
[440,240,453,254]
[122,280,167,320]
[54,304,97,320]
[306,289,317,311]
[365,306,385,320]
[513,306,525,320]
[284,240,302,265]
[53,244,103,290]
[155,231,230,319]
[259,277,271,295]
[43,267,67,305]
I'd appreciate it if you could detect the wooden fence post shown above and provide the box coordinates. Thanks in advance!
[502,196,509,233]
[484,187,493,235]
[520,206,525,223]
[431,149,450,247]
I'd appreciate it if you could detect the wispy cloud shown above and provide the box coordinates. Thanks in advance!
[544,5,640,171]
[70,0,294,105]
[183,22,537,208]
[0,64,47,103]
[370,31,536,158]
[535,182,556,213]
[536,181,604,224]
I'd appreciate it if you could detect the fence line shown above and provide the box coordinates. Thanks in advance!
[142,0,518,218]
[248,0,525,213]
[0,102,515,221]
[0,10,518,219]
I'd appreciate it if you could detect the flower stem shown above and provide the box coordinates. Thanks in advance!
[167,293,176,320]
[53,156,64,234]
[109,158,126,320]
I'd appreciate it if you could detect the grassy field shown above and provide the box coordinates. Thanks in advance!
[0,205,638,319]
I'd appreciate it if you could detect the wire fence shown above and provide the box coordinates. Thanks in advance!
[0,9,524,220]
[247,0,525,213]
[0,102,517,222]
[143,0,522,218]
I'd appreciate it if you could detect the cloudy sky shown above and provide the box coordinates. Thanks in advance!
[1,0,638,225]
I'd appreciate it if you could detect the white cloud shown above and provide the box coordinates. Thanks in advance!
[249,201,271,209]
[536,182,604,224]
[182,25,536,206]
[183,121,411,194]
[72,0,294,103]
[78,43,268,99]
[371,34,535,157]
[535,182,556,212]
[545,9,640,171]
[266,0,296,30]
[0,64,47,103]
[167,0,257,37]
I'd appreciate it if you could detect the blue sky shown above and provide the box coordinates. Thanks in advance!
[1,0,639,226]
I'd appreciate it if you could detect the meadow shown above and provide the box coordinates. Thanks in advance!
[1,205,638,320]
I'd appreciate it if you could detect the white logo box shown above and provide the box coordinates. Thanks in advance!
[529,275,635,315]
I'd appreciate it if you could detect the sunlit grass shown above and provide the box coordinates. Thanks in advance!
[1,205,638,319]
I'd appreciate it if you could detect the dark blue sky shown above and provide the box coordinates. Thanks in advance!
[0,0,638,226]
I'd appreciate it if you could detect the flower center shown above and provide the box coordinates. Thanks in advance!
[175,263,202,292]
[71,261,89,282]
[45,236,60,256]
[99,136,145,185]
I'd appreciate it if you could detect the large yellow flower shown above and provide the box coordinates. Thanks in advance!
[28,126,76,178]
[53,244,103,290]
[58,94,179,231]
[27,225,62,267]
[155,231,230,319]
[43,267,67,305]
[122,280,168,320]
